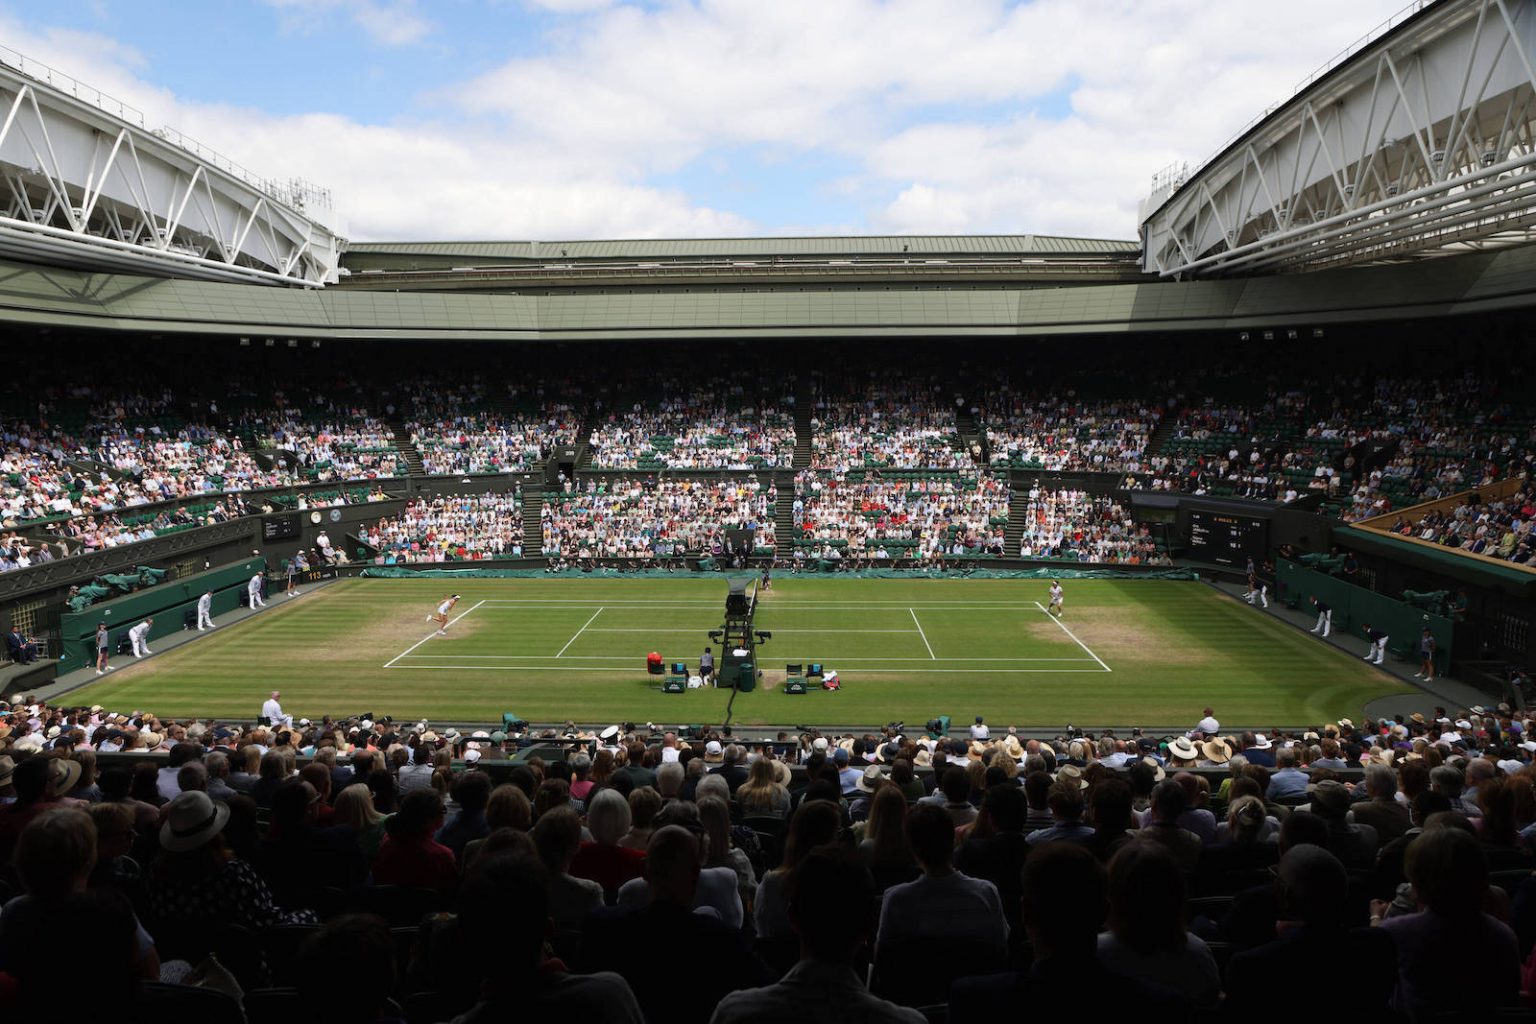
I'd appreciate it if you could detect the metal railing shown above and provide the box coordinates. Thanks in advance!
[1144,0,1440,210]
[0,43,333,216]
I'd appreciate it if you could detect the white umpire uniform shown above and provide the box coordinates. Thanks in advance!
[248,573,266,608]
[197,591,215,630]
[128,619,153,657]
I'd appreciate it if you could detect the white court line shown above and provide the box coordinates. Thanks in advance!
[583,627,919,633]
[1033,601,1111,672]
[473,601,1052,609]
[395,654,1096,663]
[555,608,605,658]
[383,599,486,668]
[909,608,936,660]
[386,664,1111,674]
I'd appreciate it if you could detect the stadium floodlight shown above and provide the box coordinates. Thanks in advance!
[286,338,298,348]
[264,338,275,347]
[239,337,250,346]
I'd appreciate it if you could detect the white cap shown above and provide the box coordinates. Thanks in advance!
[705,740,723,755]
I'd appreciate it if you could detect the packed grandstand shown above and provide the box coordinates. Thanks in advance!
[5,1,1536,1019]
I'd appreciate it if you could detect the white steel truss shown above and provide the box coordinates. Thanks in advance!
[0,52,343,287]
[1141,0,1536,278]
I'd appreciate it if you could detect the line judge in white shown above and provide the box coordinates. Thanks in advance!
[248,572,266,608]
[196,590,215,631]
[261,690,292,729]
[128,617,154,658]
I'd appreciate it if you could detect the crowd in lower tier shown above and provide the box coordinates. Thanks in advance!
[2,697,1536,1017]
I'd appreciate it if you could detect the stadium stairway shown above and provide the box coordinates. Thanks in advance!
[792,390,813,469]
[387,423,425,477]
[955,405,987,465]
[774,468,797,552]
[1143,406,1179,460]
[521,491,543,554]
[574,408,601,471]
[1004,474,1029,557]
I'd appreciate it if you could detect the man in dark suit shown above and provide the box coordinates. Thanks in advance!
[949,843,1189,1017]
[1226,845,1396,1009]
[5,625,37,664]
[713,744,750,793]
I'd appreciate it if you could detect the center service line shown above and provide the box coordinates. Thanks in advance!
[555,607,605,658]
[909,607,937,660]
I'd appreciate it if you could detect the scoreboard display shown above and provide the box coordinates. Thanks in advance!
[262,515,299,542]
[1189,509,1268,566]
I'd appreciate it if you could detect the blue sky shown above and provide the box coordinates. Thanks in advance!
[0,0,1411,241]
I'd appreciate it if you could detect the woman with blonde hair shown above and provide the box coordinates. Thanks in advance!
[334,783,388,861]
[735,756,790,818]
[698,794,756,908]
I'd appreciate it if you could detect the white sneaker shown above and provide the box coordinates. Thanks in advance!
[1414,672,1424,678]
[96,669,103,675]
[1309,629,1318,634]
[437,630,447,636]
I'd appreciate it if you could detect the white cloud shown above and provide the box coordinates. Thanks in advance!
[0,1,1415,241]
[262,0,433,47]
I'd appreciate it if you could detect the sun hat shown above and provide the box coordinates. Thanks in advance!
[139,731,163,749]
[600,725,621,742]
[1410,713,1427,725]
[419,731,439,744]
[770,759,792,786]
[1056,764,1088,790]
[875,742,901,764]
[913,748,932,768]
[704,740,725,763]
[1140,756,1166,782]
[968,741,990,762]
[1202,738,1233,764]
[489,731,508,743]
[1250,734,1273,750]
[46,758,82,795]
[1167,736,1199,761]
[159,791,231,853]
[1002,735,1025,759]
[857,765,886,793]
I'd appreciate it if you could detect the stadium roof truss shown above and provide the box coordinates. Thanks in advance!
[1141,0,1536,278]
[0,52,343,287]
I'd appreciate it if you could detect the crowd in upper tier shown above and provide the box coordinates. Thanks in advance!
[588,376,796,470]
[5,695,1536,1018]
[403,379,585,476]
[541,477,776,558]
[809,373,970,471]
[2,344,1533,574]
[982,385,1163,473]
[792,472,1008,560]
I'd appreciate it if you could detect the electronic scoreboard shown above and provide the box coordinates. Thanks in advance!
[1188,509,1268,567]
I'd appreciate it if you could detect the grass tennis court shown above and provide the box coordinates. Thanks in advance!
[64,576,1415,727]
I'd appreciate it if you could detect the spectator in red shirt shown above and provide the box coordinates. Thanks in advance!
[373,788,457,897]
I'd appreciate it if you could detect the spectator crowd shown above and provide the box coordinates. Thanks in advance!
[793,473,1007,560]
[542,478,776,558]
[2,695,1536,1019]
[360,492,525,563]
